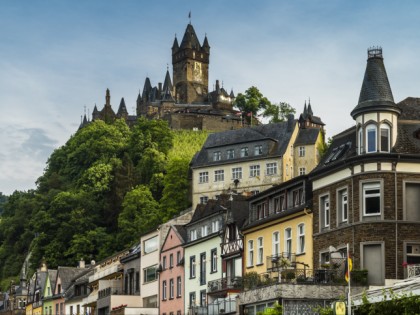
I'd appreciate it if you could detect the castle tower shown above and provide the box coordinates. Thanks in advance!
[351,47,401,155]
[172,23,210,104]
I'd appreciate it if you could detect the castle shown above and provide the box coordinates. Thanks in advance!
[81,22,245,132]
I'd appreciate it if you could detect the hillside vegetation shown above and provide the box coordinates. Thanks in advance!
[0,118,208,288]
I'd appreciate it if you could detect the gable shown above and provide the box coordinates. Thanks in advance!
[161,226,183,252]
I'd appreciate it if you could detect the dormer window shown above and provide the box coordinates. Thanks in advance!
[213,151,221,161]
[240,147,249,157]
[227,149,235,159]
[254,145,263,156]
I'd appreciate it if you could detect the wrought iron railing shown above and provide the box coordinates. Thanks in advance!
[407,264,420,278]
[266,253,296,271]
[207,277,242,293]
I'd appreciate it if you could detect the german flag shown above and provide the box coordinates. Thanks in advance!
[344,256,353,283]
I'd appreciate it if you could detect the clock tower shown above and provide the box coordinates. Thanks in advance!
[172,23,210,104]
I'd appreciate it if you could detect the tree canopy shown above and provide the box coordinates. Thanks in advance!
[0,118,208,282]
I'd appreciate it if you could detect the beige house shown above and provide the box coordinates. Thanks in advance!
[190,106,325,208]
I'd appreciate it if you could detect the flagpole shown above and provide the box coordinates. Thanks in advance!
[347,243,351,315]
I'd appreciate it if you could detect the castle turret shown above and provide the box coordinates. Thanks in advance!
[351,47,401,154]
[117,97,128,119]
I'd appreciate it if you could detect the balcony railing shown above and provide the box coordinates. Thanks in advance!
[407,264,420,278]
[98,286,124,299]
[266,253,296,271]
[207,277,242,293]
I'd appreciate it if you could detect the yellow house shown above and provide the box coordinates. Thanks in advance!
[190,104,325,209]
[242,175,314,280]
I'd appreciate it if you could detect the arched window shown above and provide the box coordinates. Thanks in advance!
[366,124,377,153]
[358,127,363,155]
[380,123,390,152]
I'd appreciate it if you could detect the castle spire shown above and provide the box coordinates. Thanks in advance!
[105,88,111,106]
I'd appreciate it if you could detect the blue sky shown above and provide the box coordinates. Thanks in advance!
[1,0,420,194]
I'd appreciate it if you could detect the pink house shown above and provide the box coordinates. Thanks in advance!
[159,225,187,315]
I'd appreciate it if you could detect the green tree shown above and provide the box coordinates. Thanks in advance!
[262,102,296,123]
[234,86,272,123]
[117,185,160,247]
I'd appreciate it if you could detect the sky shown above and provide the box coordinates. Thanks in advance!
[1,0,420,195]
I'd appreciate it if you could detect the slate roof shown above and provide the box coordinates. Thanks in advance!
[294,128,320,146]
[191,120,295,168]
[351,49,400,118]
[173,225,188,243]
[56,267,87,295]
[180,23,202,50]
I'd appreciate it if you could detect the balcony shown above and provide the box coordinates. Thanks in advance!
[207,277,242,294]
[98,286,124,299]
[90,264,123,282]
[266,253,296,271]
[407,264,420,278]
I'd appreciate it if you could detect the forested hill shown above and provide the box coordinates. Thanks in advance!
[0,118,208,289]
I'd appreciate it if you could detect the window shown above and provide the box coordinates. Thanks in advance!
[285,228,292,259]
[256,202,268,220]
[212,220,219,233]
[274,195,286,212]
[380,124,390,152]
[169,279,174,299]
[169,254,174,268]
[297,224,305,254]
[320,195,330,228]
[162,256,167,270]
[250,165,260,177]
[211,248,217,273]
[227,149,235,159]
[254,145,263,155]
[143,295,158,308]
[405,183,420,221]
[189,292,196,308]
[144,236,158,254]
[190,229,197,241]
[214,169,224,181]
[177,251,181,265]
[266,162,277,175]
[213,151,221,161]
[199,196,208,204]
[136,272,140,292]
[177,276,182,297]
[257,237,264,265]
[200,253,206,285]
[144,265,158,283]
[232,167,242,180]
[272,232,279,256]
[190,256,196,278]
[199,172,209,183]
[299,146,305,157]
[299,167,306,175]
[293,188,304,206]
[200,290,206,307]
[366,124,377,153]
[363,182,381,216]
[162,281,167,300]
[358,127,363,154]
[241,147,249,157]
[247,240,254,267]
[201,225,208,237]
[338,189,348,223]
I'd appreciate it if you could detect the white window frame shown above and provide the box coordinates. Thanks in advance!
[366,124,377,153]
[199,196,208,204]
[285,228,292,258]
[190,256,196,278]
[320,195,330,228]
[380,123,390,152]
[254,145,263,155]
[227,149,235,159]
[169,279,174,299]
[363,182,381,216]
[272,232,280,256]
[201,225,208,237]
[299,167,306,175]
[297,223,305,254]
[247,240,254,267]
[214,169,224,182]
[211,248,217,273]
[358,126,363,155]
[190,229,197,241]
[198,171,209,184]
[213,151,221,161]
[337,188,348,223]
[257,237,264,265]
[266,162,277,175]
[240,147,249,157]
[176,276,182,297]
[212,220,219,233]
[250,165,260,177]
[299,146,305,157]
[232,167,242,180]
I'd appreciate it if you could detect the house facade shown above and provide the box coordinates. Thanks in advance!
[190,109,324,209]
[159,225,187,315]
[310,47,420,286]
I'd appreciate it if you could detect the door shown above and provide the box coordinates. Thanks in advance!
[363,244,384,285]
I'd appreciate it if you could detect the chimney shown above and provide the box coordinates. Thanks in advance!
[79,258,86,269]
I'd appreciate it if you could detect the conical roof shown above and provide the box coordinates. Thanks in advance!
[180,24,201,50]
[351,47,400,118]
[117,98,128,116]
[163,69,173,92]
